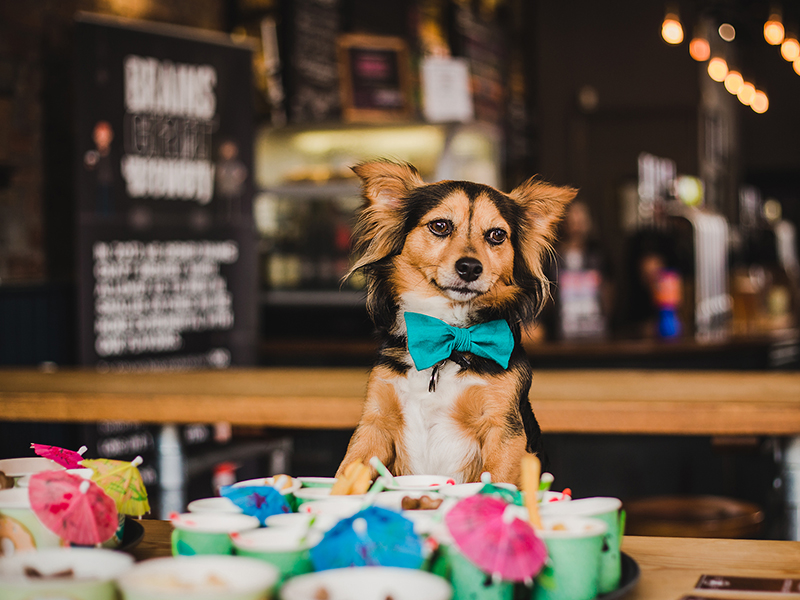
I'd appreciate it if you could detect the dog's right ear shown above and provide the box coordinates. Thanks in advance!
[347,161,424,276]
[352,161,424,207]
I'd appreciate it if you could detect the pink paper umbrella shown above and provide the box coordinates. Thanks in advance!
[445,494,548,583]
[31,443,88,469]
[28,470,118,546]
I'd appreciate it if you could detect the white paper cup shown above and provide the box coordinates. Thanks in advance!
[297,498,363,519]
[187,497,243,514]
[0,547,133,600]
[281,566,452,600]
[0,487,66,555]
[117,555,279,600]
[372,490,444,513]
[0,458,63,486]
[439,482,517,500]
[264,512,338,532]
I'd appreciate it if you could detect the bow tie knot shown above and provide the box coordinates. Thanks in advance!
[404,312,514,371]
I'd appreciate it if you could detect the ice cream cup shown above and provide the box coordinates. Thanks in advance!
[170,512,260,556]
[0,487,66,555]
[297,497,363,519]
[448,545,515,600]
[439,482,518,500]
[117,555,279,600]
[0,547,133,600]
[264,512,338,532]
[232,527,323,582]
[539,497,623,594]
[293,486,333,506]
[298,477,336,488]
[234,476,302,511]
[187,497,243,514]
[532,517,607,600]
[281,566,452,600]
[385,475,452,491]
[0,457,64,488]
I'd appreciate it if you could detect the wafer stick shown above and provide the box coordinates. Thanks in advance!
[521,455,543,529]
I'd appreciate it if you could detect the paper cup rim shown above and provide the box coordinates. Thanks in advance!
[281,566,452,600]
[232,527,323,552]
[539,516,608,538]
[187,497,243,514]
[117,555,279,595]
[232,477,301,495]
[171,512,260,533]
[540,496,622,518]
[0,457,64,477]
[0,547,134,581]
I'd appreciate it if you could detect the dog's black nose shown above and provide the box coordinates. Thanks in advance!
[455,257,483,282]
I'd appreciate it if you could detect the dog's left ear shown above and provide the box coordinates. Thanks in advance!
[352,160,424,207]
[508,177,578,283]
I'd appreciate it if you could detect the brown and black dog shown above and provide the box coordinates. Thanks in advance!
[337,160,575,485]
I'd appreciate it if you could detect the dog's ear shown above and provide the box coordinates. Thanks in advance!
[508,177,577,286]
[352,160,424,207]
[347,161,425,276]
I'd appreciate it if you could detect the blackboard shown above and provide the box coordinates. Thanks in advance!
[73,13,257,369]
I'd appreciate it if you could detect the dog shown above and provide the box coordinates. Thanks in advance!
[337,160,576,485]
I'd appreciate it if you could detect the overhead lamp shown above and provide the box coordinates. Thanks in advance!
[781,32,800,61]
[718,23,736,42]
[764,6,785,45]
[689,34,710,61]
[751,90,769,114]
[724,70,743,94]
[662,5,684,45]
[737,81,756,105]
[707,57,728,82]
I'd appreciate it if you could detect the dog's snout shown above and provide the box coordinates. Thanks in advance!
[455,257,483,282]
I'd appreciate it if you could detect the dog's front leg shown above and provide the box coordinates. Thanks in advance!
[479,430,530,486]
[337,371,406,479]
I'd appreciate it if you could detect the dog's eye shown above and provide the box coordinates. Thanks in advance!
[486,228,507,245]
[428,220,453,237]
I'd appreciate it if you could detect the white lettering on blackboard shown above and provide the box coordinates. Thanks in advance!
[93,240,238,357]
[121,55,218,204]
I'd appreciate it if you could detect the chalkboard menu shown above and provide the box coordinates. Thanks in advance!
[74,14,257,369]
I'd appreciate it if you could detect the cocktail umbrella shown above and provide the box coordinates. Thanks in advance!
[31,444,88,469]
[80,456,150,517]
[310,505,423,571]
[28,470,118,546]
[220,485,290,525]
[445,494,547,583]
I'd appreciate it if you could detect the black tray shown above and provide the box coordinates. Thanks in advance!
[119,517,145,552]
[598,553,640,600]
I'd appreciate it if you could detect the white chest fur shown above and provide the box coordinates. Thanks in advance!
[393,360,484,482]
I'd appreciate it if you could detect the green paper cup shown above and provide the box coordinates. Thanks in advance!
[281,566,452,600]
[0,487,67,555]
[117,555,279,600]
[232,527,323,582]
[539,497,622,594]
[533,517,607,600]
[187,497,243,514]
[0,547,133,600]
[298,477,336,489]
[448,546,514,600]
[264,512,338,532]
[170,512,259,556]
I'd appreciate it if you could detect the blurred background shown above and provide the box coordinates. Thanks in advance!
[0,0,798,535]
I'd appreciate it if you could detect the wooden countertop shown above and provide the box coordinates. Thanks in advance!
[2,368,800,435]
[132,520,800,600]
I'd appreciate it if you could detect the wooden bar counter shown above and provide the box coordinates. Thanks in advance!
[132,520,800,600]
[2,368,800,435]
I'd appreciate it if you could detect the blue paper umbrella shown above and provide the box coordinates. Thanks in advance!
[220,485,290,525]
[310,506,423,571]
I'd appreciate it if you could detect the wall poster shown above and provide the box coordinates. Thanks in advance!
[74,13,257,370]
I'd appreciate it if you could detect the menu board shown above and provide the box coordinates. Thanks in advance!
[74,14,257,369]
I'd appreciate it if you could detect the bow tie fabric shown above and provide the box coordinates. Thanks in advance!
[404,312,514,371]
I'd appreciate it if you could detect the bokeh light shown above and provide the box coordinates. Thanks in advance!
[662,17,684,45]
[781,35,800,61]
[724,71,743,94]
[689,37,710,61]
[707,57,728,82]
[751,90,769,114]
[764,15,785,45]
[737,81,756,105]
[718,23,736,42]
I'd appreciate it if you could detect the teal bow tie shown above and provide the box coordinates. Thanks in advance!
[404,312,514,371]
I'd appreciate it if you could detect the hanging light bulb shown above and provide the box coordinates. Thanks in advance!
[707,57,728,82]
[781,32,800,61]
[724,70,743,94]
[737,81,756,105]
[751,90,769,114]
[764,6,785,45]
[662,5,684,45]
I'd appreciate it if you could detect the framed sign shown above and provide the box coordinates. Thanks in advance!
[73,13,257,369]
[337,34,412,122]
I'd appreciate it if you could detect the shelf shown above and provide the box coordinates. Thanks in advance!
[259,290,366,308]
